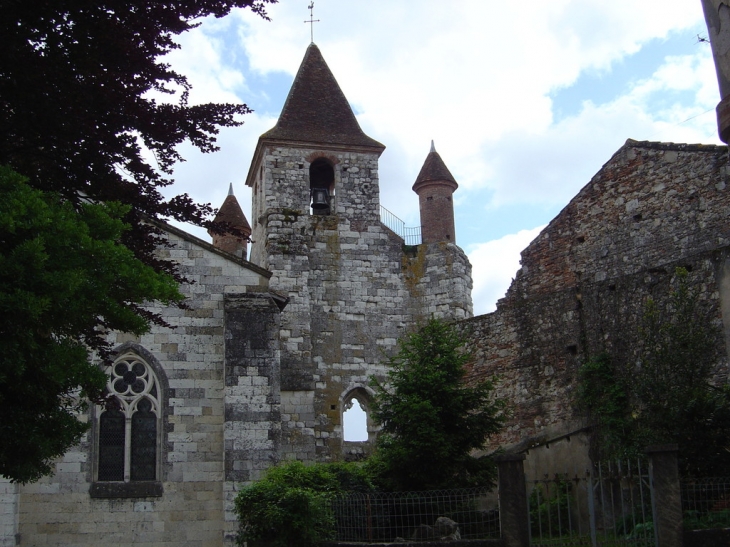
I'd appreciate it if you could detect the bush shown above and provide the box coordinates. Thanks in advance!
[234,460,374,547]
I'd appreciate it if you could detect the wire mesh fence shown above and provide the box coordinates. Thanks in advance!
[529,459,654,547]
[330,487,499,543]
[682,477,730,531]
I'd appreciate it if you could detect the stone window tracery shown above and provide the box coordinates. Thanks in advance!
[97,353,161,483]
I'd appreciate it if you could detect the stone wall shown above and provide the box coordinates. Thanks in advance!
[0,479,17,547]
[248,143,473,464]
[464,140,730,453]
[14,226,273,547]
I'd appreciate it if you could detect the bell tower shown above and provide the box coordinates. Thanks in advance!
[244,43,393,462]
[246,43,385,267]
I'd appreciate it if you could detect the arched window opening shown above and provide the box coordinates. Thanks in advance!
[97,353,160,482]
[343,397,368,442]
[310,158,334,215]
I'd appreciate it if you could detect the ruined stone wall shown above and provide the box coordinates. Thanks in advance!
[15,228,273,547]
[465,140,730,453]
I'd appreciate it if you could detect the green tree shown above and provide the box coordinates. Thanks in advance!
[234,460,374,547]
[0,167,184,483]
[0,0,274,481]
[578,268,730,476]
[577,353,634,460]
[368,318,506,491]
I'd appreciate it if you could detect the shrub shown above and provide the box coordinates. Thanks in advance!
[234,460,374,547]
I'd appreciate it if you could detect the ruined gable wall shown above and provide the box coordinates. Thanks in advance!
[464,141,730,452]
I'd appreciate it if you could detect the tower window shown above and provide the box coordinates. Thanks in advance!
[309,158,334,215]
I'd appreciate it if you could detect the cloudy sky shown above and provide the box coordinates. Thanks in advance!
[162,0,721,316]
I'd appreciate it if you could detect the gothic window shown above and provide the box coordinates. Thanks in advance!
[97,352,161,483]
[342,387,375,443]
[343,397,368,442]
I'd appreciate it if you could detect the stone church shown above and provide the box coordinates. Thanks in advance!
[1,43,473,546]
[4,30,730,546]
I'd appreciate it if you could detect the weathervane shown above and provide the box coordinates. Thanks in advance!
[304,2,320,44]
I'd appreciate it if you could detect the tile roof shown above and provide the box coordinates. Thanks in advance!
[413,142,458,189]
[260,43,384,150]
[212,185,251,234]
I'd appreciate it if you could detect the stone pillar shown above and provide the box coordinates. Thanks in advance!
[0,478,18,547]
[646,444,683,547]
[701,0,730,143]
[222,292,286,544]
[496,453,530,547]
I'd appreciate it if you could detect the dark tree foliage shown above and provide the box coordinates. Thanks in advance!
[0,0,274,481]
[368,319,506,492]
[578,268,730,476]
[0,0,274,275]
[0,167,184,482]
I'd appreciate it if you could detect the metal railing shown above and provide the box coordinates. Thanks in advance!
[529,459,654,547]
[380,205,422,245]
[682,477,730,531]
[331,487,499,543]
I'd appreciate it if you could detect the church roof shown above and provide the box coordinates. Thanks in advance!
[211,184,251,234]
[260,43,384,150]
[413,141,458,189]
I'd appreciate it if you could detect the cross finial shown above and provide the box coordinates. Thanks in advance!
[304,2,320,44]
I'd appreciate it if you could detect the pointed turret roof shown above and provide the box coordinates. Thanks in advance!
[211,184,251,234]
[260,43,384,150]
[412,141,458,190]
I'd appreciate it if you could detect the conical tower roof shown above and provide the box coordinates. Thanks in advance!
[211,184,251,234]
[412,141,458,191]
[260,43,384,150]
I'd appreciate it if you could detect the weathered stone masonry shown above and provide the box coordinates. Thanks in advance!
[6,38,730,547]
[2,42,474,547]
[464,140,730,454]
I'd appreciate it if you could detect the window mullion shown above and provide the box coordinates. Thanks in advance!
[124,415,132,482]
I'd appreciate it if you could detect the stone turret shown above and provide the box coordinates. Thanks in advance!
[208,183,251,258]
[412,141,459,243]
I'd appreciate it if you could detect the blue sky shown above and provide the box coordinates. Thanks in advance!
[161,0,721,316]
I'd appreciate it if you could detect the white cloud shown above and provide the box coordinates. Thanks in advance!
[469,226,546,316]
[156,0,720,308]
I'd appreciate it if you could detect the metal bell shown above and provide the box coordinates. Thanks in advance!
[311,187,330,209]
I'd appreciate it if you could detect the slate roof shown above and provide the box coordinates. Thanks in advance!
[413,142,458,189]
[260,43,384,150]
[211,184,251,234]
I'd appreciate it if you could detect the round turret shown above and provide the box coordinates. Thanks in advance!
[208,183,251,258]
[412,141,458,244]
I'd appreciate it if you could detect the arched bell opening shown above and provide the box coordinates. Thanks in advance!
[309,158,334,215]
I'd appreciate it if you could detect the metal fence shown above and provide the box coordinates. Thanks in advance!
[682,477,730,531]
[331,487,499,543]
[529,460,655,547]
[380,205,422,245]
